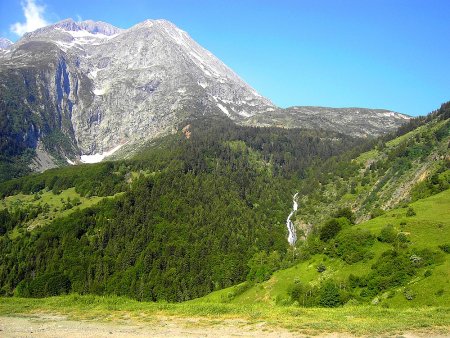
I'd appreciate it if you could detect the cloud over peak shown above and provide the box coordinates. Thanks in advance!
[10,0,49,36]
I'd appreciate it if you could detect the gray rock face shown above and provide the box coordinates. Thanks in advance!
[0,38,13,49]
[245,106,411,138]
[0,18,410,166]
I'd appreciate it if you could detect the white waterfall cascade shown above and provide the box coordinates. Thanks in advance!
[286,193,299,246]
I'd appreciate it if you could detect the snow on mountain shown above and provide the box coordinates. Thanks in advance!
[0,18,409,168]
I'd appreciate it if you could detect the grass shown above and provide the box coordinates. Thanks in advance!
[2,187,448,334]
[0,294,449,335]
[1,187,121,235]
[200,189,450,308]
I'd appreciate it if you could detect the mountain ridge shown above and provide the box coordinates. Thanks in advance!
[0,18,410,180]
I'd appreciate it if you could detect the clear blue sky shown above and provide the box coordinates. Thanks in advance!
[1,0,449,116]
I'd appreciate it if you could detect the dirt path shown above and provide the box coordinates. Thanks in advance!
[0,314,304,338]
[1,313,446,337]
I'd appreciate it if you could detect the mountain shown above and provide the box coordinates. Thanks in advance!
[0,117,364,301]
[0,18,409,181]
[198,105,449,308]
[0,38,13,50]
[246,106,410,138]
[0,102,446,303]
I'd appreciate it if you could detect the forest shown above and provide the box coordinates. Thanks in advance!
[0,103,448,303]
[0,116,369,301]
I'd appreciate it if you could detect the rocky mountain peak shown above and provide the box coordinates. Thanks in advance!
[0,17,411,170]
[0,38,13,50]
[22,18,122,39]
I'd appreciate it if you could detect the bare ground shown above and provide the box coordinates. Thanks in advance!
[1,313,448,337]
[0,314,303,338]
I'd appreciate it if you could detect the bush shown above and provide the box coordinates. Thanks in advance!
[370,208,385,219]
[366,250,415,293]
[348,274,361,288]
[317,264,326,273]
[333,207,355,224]
[334,229,375,264]
[438,244,450,253]
[377,224,396,243]
[319,281,341,307]
[403,288,415,301]
[288,282,304,303]
[320,217,349,242]
[406,207,416,217]
[412,248,444,266]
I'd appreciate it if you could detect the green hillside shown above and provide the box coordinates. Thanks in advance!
[196,188,450,307]
[0,103,448,314]
[295,107,449,227]
[0,117,364,301]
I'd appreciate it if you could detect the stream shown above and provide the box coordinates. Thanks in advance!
[286,193,298,246]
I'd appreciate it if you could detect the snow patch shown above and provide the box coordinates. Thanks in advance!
[66,158,75,165]
[55,40,76,51]
[238,110,252,118]
[89,68,99,79]
[381,111,409,120]
[66,29,118,40]
[217,103,230,117]
[80,143,125,164]
[93,88,106,95]
[382,111,396,118]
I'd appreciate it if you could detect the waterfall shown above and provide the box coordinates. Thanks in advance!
[286,193,298,246]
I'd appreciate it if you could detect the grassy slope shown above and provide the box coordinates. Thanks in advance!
[298,118,449,226]
[198,189,450,308]
[0,187,120,237]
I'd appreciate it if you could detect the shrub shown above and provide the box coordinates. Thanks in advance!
[333,207,355,224]
[370,208,385,219]
[438,244,450,253]
[319,281,341,307]
[406,207,416,217]
[334,229,375,264]
[377,224,396,243]
[320,217,349,242]
[403,288,415,301]
[348,274,361,288]
[317,264,326,273]
[288,282,304,302]
[367,250,415,292]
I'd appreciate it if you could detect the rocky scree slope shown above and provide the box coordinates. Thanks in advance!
[245,106,410,138]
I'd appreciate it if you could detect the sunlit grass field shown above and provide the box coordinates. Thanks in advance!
[198,189,450,309]
[0,295,449,336]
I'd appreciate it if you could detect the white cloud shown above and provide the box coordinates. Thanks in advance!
[10,0,49,36]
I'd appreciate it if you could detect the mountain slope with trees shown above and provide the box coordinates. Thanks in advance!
[0,117,364,300]
[0,103,448,305]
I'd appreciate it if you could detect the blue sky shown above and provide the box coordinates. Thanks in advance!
[1,0,449,116]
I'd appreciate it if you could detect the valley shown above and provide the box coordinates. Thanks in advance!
[0,12,449,337]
